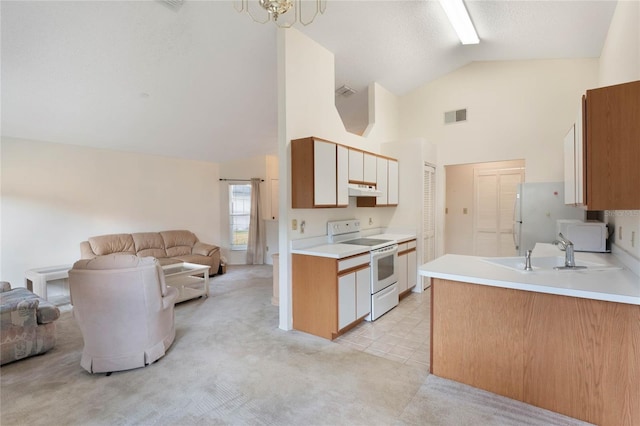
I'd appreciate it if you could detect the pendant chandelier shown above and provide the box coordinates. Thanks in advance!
[234,0,326,28]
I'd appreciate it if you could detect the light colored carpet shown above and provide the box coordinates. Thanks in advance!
[1,265,592,425]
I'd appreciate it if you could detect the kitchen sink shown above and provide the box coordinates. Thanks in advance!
[481,256,622,273]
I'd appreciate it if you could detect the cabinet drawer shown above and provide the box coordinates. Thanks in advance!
[338,253,370,272]
[398,239,416,254]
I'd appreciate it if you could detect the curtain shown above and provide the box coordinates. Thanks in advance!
[246,178,265,265]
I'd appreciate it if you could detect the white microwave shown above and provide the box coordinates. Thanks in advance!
[556,220,609,252]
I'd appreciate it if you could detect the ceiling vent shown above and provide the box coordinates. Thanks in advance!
[159,0,184,11]
[444,108,467,124]
[335,85,357,97]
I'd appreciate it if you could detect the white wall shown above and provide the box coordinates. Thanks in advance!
[399,59,599,256]
[1,137,221,287]
[597,0,640,260]
[278,28,402,330]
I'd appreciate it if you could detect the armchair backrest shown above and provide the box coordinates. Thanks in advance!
[68,255,177,373]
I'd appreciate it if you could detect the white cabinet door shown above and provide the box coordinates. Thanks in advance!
[388,159,399,205]
[564,124,576,205]
[349,149,364,182]
[313,140,337,206]
[407,250,417,289]
[338,272,356,330]
[575,101,584,205]
[364,153,377,183]
[376,157,388,205]
[356,266,371,318]
[397,252,408,294]
[337,145,349,206]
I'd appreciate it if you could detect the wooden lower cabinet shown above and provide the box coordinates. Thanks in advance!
[293,253,370,340]
[431,279,640,426]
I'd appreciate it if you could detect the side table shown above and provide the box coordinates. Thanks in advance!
[25,264,72,301]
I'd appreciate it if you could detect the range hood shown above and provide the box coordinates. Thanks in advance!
[348,183,382,197]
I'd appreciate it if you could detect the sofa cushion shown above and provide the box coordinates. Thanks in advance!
[131,232,167,258]
[88,234,136,256]
[161,230,197,257]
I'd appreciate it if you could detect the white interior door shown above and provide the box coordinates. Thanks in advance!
[422,163,436,289]
[474,168,524,257]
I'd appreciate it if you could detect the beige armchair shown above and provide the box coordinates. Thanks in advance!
[69,255,178,374]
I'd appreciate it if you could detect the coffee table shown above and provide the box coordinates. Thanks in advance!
[162,262,210,303]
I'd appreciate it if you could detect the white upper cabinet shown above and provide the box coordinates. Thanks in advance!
[348,149,364,182]
[314,140,338,206]
[363,153,377,183]
[292,136,399,208]
[376,157,388,205]
[348,150,377,184]
[563,124,577,205]
[387,159,399,205]
[291,137,347,208]
[337,145,349,206]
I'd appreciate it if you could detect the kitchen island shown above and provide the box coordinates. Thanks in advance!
[419,244,639,426]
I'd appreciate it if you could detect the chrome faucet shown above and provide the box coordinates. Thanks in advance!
[524,250,533,271]
[553,232,585,269]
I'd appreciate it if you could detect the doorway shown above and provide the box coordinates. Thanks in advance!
[445,160,525,256]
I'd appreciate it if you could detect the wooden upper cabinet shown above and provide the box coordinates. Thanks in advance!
[291,137,348,209]
[584,80,640,210]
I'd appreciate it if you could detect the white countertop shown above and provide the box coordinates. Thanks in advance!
[291,233,416,259]
[366,233,416,244]
[419,244,640,305]
[291,243,370,259]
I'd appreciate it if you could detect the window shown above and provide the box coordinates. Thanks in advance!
[229,184,251,250]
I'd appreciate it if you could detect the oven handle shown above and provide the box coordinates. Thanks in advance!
[371,244,398,257]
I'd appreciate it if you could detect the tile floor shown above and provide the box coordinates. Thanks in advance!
[334,289,430,373]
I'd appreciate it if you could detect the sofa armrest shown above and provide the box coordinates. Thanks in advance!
[80,241,97,259]
[36,300,61,324]
[0,288,60,325]
[0,296,39,327]
[192,242,220,257]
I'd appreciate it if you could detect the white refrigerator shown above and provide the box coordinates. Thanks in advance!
[514,182,585,256]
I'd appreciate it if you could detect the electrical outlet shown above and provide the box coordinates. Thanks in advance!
[369,217,373,225]
[292,219,297,231]
[619,226,623,240]
[463,208,468,214]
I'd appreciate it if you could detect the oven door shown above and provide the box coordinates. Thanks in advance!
[370,244,398,294]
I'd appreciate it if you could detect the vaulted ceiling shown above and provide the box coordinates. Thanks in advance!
[1,1,617,163]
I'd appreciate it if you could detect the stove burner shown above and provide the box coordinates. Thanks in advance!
[344,238,393,247]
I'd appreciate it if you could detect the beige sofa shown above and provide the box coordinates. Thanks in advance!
[80,230,220,275]
[69,255,178,373]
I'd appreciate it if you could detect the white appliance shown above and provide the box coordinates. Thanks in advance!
[328,220,399,321]
[514,182,585,256]
[557,220,609,252]
[348,183,382,197]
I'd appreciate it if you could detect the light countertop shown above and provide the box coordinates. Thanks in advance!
[419,244,640,305]
[291,243,370,259]
[291,233,416,259]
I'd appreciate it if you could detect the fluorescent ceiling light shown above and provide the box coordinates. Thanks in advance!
[438,0,480,45]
